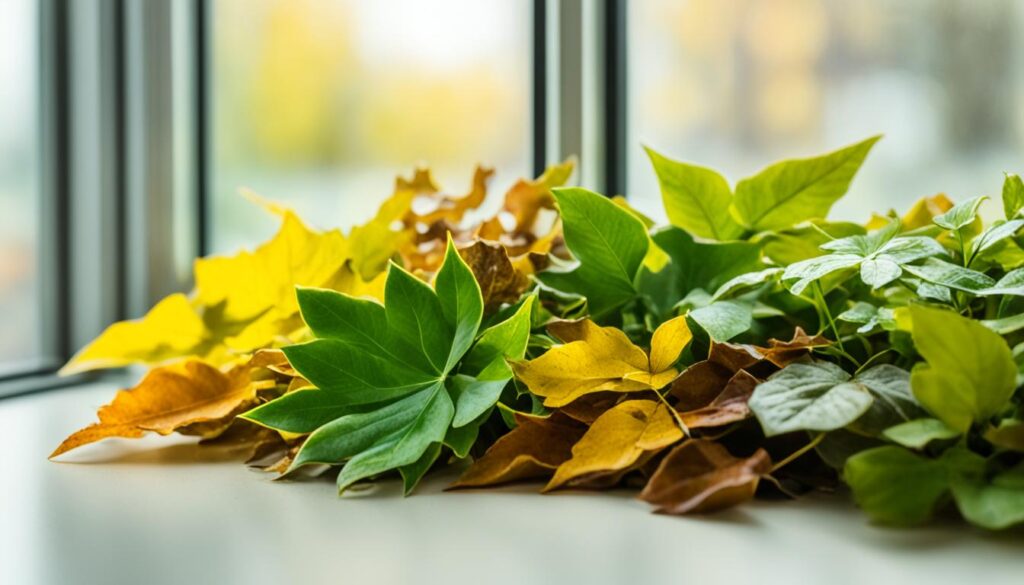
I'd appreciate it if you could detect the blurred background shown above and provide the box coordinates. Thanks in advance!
[2,0,1023,386]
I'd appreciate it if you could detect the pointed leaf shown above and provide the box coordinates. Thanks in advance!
[645,147,743,240]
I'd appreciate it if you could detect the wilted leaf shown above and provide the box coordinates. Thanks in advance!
[640,439,772,514]
[545,400,684,491]
[449,412,586,488]
[679,370,759,430]
[759,327,830,367]
[51,360,273,457]
[458,240,532,313]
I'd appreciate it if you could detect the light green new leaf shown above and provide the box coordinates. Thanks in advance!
[759,221,865,265]
[844,446,951,526]
[731,135,880,231]
[748,361,873,436]
[539,188,649,318]
[934,195,987,231]
[909,305,1017,432]
[645,146,744,240]
[882,418,960,449]
[1003,172,1024,220]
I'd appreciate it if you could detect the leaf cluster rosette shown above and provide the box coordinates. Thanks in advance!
[52,138,1024,530]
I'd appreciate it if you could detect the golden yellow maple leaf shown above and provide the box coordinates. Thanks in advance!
[50,359,275,458]
[511,317,692,408]
[544,399,683,491]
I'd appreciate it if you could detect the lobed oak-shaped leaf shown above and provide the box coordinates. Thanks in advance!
[51,359,273,458]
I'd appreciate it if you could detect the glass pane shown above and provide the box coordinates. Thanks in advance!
[629,0,1024,222]
[209,0,533,253]
[0,0,42,375]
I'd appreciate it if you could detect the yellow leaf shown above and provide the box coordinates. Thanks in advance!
[194,211,350,351]
[348,187,415,281]
[60,293,206,375]
[545,400,683,491]
[50,360,273,458]
[867,193,953,230]
[512,319,686,408]
[648,316,692,373]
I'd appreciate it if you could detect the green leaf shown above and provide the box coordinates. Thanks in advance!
[731,135,880,231]
[934,195,987,231]
[759,221,865,265]
[782,254,862,295]
[645,146,743,240]
[969,219,1024,259]
[946,451,1024,530]
[978,267,1024,297]
[844,446,951,526]
[434,237,485,371]
[688,300,753,342]
[882,418,960,449]
[639,227,761,316]
[848,365,927,436]
[981,312,1024,335]
[399,442,442,495]
[909,305,1017,432]
[749,361,874,436]
[242,389,373,434]
[710,267,782,301]
[902,258,995,293]
[539,187,649,318]
[859,257,902,289]
[1003,172,1024,220]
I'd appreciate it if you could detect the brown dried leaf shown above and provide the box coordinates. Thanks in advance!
[640,439,772,515]
[545,400,684,491]
[669,361,734,410]
[406,166,493,226]
[558,392,626,425]
[449,412,586,488]
[50,360,273,458]
[458,240,533,313]
[679,370,759,430]
[759,327,830,367]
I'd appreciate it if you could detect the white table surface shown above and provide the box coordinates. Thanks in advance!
[1,381,1021,585]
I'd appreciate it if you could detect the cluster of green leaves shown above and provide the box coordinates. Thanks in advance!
[228,134,1023,530]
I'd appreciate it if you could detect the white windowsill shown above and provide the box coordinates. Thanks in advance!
[1,381,1020,585]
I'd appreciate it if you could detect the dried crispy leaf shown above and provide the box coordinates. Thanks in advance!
[407,166,494,226]
[51,360,273,458]
[512,318,689,407]
[545,400,684,491]
[458,240,533,312]
[640,439,772,514]
[759,327,831,367]
[449,412,586,488]
[499,158,575,234]
[679,370,759,430]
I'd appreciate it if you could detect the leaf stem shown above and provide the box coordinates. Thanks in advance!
[813,282,845,353]
[656,389,690,437]
[770,433,826,474]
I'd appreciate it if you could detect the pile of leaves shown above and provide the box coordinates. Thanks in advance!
[53,137,1024,530]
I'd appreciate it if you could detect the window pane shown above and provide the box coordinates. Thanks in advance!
[629,0,1024,222]
[0,0,42,375]
[209,0,533,253]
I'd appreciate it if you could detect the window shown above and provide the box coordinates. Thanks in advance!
[0,0,44,376]
[628,0,1024,222]
[208,0,535,253]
